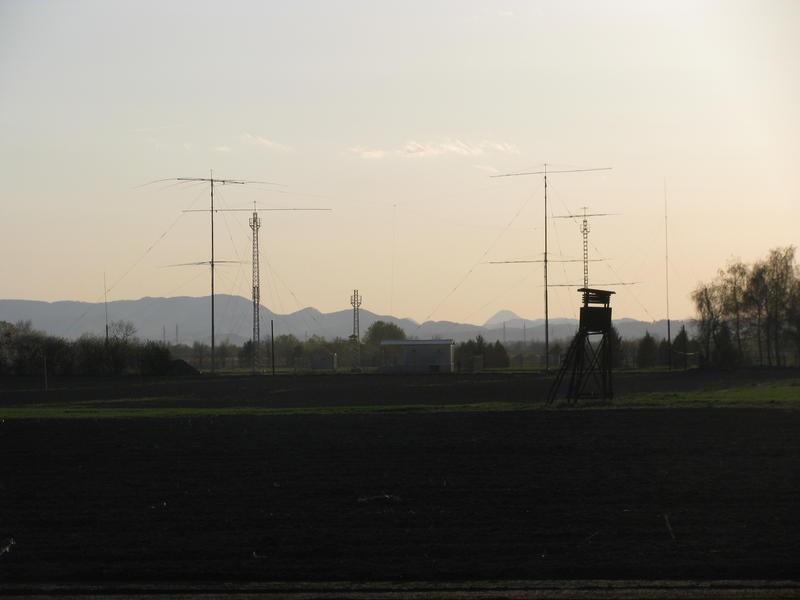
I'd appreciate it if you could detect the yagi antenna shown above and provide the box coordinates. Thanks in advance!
[491,163,612,372]
[489,258,603,265]
[161,260,245,268]
[158,171,280,374]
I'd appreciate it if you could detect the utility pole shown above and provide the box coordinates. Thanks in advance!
[492,165,611,371]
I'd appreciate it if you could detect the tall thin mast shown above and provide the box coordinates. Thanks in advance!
[664,179,672,370]
[103,272,109,346]
[543,164,549,371]
[210,174,215,373]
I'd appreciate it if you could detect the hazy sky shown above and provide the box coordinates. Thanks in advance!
[2,0,798,327]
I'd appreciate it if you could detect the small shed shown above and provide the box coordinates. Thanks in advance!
[380,339,455,373]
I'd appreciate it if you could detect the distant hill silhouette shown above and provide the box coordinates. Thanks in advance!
[0,296,689,345]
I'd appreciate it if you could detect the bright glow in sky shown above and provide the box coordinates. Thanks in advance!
[1,0,798,326]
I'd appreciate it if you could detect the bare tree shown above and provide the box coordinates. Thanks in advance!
[692,281,722,366]
[109,320,137,343]
[719,260,748,358]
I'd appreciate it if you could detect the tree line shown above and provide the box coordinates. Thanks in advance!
[0,319,172,377]
[0,316,698,377]
[691,246,799,368]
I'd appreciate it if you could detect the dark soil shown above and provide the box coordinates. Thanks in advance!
[0,372,798,582]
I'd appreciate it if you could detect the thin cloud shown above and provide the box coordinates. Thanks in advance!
[240,133,291,152]
[132,124,185,134]
[350,146,387,159]
[352,139,519,160]
[212,145,232,153]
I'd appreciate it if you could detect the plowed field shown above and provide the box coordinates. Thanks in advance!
[1,372,798,583]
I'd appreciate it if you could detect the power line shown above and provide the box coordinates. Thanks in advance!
[418,191,533,326]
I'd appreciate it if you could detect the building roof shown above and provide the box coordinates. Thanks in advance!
[380,339,454,347]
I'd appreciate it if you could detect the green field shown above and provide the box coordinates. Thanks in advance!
[617,380,800,408]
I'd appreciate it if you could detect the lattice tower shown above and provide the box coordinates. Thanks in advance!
[250,210,262,364]
[351,289,362,343]
[581,207,590,289]
[351,289,362,368]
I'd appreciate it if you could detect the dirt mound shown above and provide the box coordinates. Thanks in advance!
[169,358,199,376]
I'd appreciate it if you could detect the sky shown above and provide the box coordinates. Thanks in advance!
[1,0,798,328]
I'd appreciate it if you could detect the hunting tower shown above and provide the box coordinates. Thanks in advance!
[547,288,615,404]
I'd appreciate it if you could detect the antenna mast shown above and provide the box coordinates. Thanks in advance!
[492,165,611,371]
[174,171,245,374]
[582,210,590,289]
[552,207,615,290]
[156,173,298,374]
[103,272,109,346]
[664,179,672,370]
[213,205,332,374]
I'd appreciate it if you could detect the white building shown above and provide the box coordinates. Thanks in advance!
[379,339,455,373]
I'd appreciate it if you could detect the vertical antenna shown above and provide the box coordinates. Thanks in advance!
[543,164,549,372]
[390,204,397,316]
[210,170,215,373]
[250,201,262,374]
[103,272,109,346]
[351,289,362,369]
[664,178,672,370]
[270,319,275,376]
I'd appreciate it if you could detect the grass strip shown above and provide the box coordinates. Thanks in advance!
[617,381,800,407]
[0,401,537,420]
[3,381,798,419]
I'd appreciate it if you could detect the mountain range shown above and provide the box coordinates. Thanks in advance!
[0,295,689,345]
